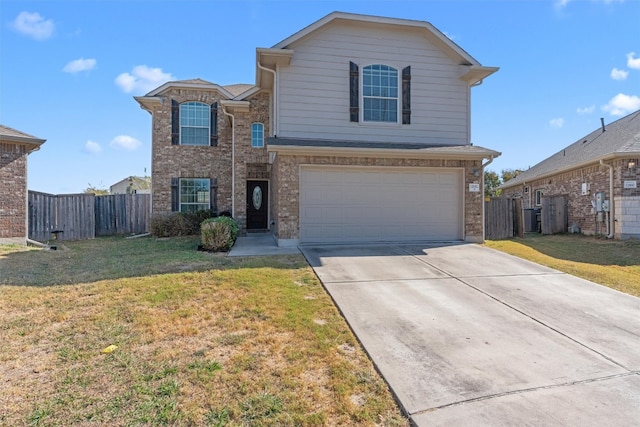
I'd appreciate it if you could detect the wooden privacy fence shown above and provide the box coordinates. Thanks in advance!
[484,197,523,240]
[541,195,568,235]
[28,192,150,242]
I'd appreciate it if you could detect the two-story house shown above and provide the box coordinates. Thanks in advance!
[135,12,500,246]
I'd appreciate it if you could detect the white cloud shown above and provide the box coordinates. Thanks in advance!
[84,140,102,154]
[110,135,141,151]
[577,105,596,114]
[601,93,640,116]
[11,11,54,40]
[627,52,640,70]
[610,68,628,80]
[549,118,565,128]
[115,65,175,94]
[63,58,97,74]
[554,0,572,8]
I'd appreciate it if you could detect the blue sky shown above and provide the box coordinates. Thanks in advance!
[1,0,639,194]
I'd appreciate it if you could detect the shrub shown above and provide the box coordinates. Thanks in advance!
[150,213,189,237]
[150,210,216,237]
[200,216,239,252]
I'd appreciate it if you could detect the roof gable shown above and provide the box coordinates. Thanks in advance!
[272,11,480,66]
[503,110,640,188]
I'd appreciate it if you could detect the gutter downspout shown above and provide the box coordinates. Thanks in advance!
[481,156,494,241]
[223,106,236,218]
[599,159,615,238]
[257,62,277,136]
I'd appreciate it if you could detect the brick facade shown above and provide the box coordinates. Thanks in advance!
[503,159,640,238]
[0,142,29,244]
[270,155,485,242]
[147,87,270,234]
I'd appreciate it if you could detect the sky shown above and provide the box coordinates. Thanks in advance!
[1,0,639,194]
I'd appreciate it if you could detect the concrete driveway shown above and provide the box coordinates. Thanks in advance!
[300,243,640,426]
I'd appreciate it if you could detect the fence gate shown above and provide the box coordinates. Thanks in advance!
[541,195,568,235]
[484,197,523,240]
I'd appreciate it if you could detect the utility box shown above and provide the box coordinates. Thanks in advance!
[595,192,605,212]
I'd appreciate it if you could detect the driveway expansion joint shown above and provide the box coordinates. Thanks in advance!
[409,371,640,417]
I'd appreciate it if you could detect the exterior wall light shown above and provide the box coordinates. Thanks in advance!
[628,160,636,170]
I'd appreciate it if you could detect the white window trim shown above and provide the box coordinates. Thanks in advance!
[179,178,210,212]
[534,189,543,206]
[180,102,210,146]
[251,122,264,148]
[360,63,401,125]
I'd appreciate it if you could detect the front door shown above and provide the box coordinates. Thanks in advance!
[246,180,268,230]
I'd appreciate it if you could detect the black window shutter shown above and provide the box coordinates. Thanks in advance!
[349,61,359,122]
[210,178,218,214]
[171,100,180,145]
[402,66,411,125]
[171,178,179,212]
[210,102,218,146]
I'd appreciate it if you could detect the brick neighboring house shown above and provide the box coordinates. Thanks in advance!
[135,12,500,245]
[501,110,640,239]
[0,125,46,245]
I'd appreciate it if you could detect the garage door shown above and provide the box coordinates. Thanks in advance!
[300,166,463,243]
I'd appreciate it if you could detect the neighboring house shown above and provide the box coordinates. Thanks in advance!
[501,110,640,239]
[110,176,151,194]
[135,12,500,246]
[0,125,46,245]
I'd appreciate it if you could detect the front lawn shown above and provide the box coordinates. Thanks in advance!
[0,237,407,426]
[486,234,640,297]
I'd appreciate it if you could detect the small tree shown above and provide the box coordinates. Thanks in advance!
[484,170,501,197]
[84,183,109,195]
[501,168,522,183]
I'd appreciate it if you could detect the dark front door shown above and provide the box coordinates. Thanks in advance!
[246,180,268,230]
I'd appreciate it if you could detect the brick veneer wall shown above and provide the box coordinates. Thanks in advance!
[271,155,484,242]
[149,88,271,234]
[230,92,270,232]
[503,159,640,237]
[0,142,28,244]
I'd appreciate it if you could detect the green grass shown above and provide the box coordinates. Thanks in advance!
[486,234,640,296]
[0,236,407,426]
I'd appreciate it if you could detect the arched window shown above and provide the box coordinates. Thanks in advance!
[362,64,398,123]
[180,102,210,145]
[251,123,264,148]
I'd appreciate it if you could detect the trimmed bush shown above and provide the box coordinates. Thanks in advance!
[150,210,215,237]
[200,216,239,252]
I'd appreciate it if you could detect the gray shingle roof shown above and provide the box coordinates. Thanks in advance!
[0,124,41,140]
[222,84,255,97]
[502,110,640,188]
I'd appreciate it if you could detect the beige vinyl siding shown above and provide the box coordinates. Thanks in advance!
[277,22,469,145]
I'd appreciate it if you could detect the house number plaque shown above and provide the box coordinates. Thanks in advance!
[252,186,262,210]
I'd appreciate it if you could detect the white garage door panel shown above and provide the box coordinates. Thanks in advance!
[300,167,463,243]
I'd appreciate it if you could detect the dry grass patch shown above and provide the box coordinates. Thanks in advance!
[486,234,640,297]
[0,237,407,426]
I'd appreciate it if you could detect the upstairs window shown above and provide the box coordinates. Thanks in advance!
[180,102,210,145]
[171,101,218,146]
[362,64,398,123]
[251,123,264,148]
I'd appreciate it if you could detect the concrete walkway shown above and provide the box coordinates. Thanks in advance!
[300,243,640,426]
[228,233,300,257]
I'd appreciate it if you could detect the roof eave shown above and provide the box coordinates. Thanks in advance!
[0,134,46,152]
[134,96,162,113]
[460,66,500,85]
[256,48,294,88]
[499,153,633,189]
[267,144,500,160]
[144,81,235,98]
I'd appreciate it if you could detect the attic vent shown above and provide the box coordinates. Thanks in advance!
[600,117,606,133]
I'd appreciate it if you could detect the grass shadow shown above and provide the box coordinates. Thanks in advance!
[0,236,307,287]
